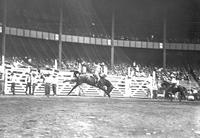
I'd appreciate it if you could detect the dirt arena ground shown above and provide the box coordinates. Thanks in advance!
[0,96,199,138]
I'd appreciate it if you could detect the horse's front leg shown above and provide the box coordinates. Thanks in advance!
[67,84,79,96]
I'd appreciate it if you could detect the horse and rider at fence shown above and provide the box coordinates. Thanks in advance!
[159,80,187,102]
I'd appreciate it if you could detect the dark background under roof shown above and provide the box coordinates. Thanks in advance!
[0,0,200,42]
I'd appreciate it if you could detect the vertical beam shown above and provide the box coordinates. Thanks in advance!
[163,17,167,70]
[1,0,7,66]
[111,8,115,67]
[58,0,63,69]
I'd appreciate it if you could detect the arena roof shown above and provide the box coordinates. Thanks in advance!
[0,0,200,42]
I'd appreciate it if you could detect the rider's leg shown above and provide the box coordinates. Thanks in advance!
[97,75,100,82]
[96,74,101,86]
[94,72,100,86]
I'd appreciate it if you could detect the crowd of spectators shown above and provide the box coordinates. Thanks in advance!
[2,56,200,83]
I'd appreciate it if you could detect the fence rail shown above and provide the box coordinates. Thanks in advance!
[3,68,153,98]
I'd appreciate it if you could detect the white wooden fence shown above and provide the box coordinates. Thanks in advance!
[3,67,153,98]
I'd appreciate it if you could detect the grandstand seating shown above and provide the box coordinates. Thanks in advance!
[2,35,200,83]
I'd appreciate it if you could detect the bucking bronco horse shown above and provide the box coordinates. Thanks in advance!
[64,71,114,98]
[161,80,187,102]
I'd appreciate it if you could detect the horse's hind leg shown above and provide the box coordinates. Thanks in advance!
[108,85,114,94]
[105,85,114,98]
[67,84,79,96]
[99,87,111,98]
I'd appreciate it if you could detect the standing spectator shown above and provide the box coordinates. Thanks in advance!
[0,66,5,95]
[10,72,16,95]
[37,69,45,83]
[135,65,140,76]
[127,66,132,78]
[32,73,37,95]
[25,73,32,95]
[52,73,58,96]
[133,61,136,67]
[44,73,52,97]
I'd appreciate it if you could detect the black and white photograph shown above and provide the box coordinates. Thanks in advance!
[0,0,200,137]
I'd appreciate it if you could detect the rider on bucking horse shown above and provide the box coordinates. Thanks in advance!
[94,62,106,87]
